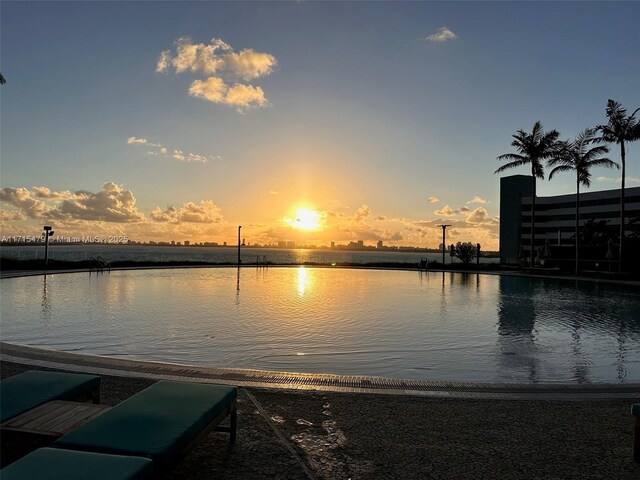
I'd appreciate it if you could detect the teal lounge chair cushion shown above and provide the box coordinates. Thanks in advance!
[55,381,237,468]
[633,403,640,417]
[0,448,152,480]
[0,370,100,423]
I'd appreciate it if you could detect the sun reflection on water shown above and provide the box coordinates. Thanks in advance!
[297,266,308,296]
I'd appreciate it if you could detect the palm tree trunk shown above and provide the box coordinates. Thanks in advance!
[619,141,625,272]
[575,178,580,276]
[530,175,536,268]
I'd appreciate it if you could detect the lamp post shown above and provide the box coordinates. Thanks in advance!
[237,226,242,265]
[437,224,451,266]
[43,225,55,268]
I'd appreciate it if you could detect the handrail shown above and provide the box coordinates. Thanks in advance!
[89,256,111,273]
[96,256,111,272]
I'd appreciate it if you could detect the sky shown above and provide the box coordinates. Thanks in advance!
[1,1,639,250]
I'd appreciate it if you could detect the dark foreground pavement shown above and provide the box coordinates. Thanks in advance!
[2,361,638,479]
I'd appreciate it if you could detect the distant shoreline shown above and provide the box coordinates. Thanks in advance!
[0,242,499,255]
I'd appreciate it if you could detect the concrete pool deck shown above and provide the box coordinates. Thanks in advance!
[2,355,639,479]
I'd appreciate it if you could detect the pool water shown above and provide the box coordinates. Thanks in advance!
[1,268,638,384]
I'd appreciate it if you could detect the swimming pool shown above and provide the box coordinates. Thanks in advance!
[1,268,638,384]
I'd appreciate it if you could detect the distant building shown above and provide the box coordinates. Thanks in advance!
[286,241,296,248]
[377,240,383,249]
[330,241,335,248]
[184,241,190,246]
[170,240,175,246]
[499,174,640,263]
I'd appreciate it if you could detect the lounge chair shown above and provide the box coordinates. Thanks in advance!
[54,380,237,472]
[0,447,153,480]
[0,370,101,423]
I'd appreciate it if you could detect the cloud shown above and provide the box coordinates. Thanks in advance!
[0,209,26,221]
[157,37,276,79]
[188,76,227,103]
[375,216,387,221]
[224,83,268,109]
[58,182,145,223]
[425,27,457,43]
[189,78,268,110]
[32,187,77,200]
[434,205,459,216]
[0,187,56,219]
[270,190,279,196]
[127,136,220,163]
[428,196,440,204]
[465,207,496,225]
[354,205,370,222]
[459,206,470,212]
[151,201,223,224]
[467,196,487,204]
[126,137,161,148]
[596,176,640,184]
[157,36,276,111]
[1,183,144,223]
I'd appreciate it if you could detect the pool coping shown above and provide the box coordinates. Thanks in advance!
[1,264,639,287]
[2,342,639,400]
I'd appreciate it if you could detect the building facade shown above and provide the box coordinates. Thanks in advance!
[499,174,640,264]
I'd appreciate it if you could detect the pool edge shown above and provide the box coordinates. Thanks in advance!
[2,342,639,400]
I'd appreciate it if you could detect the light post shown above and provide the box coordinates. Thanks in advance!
[43,225,55,268]
[237,226,242,265]
[437,224,451,266]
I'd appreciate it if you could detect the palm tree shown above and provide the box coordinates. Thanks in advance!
[0,73,6,85]
[495,121,560,268]
[548,129,618,275]
[596,100,640,271]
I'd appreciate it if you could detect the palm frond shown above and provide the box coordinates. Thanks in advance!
[548,165,573,180]
[587,158,619,169]
[494,159,530,174]
[496,153,526,162]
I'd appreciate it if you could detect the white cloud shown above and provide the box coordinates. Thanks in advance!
[425,27,458,43]
[188,77,227,103]
[151,200,223,224]
[127,136,220,163]
[0,187,56,219]
[224,83,268,110]
[596,176,640,184]
[270,190,279,196]
[1,183,145,223]
[465,207,495,225]
[189,77,267,111]
[467,196,487,204]
[428,196,440,204]
[435,205,458,216]
[354,205,371,222]
[58,182,144,223]
[32,187,77,200]
[158,36,276,111]
[223,48,277,81]
[0,209,26,221]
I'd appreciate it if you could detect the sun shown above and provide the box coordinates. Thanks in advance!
[289,207,322,231]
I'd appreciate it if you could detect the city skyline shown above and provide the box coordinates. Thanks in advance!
[1,2,639,250]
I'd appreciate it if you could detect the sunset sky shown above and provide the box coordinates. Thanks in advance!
[1,1,639,250]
